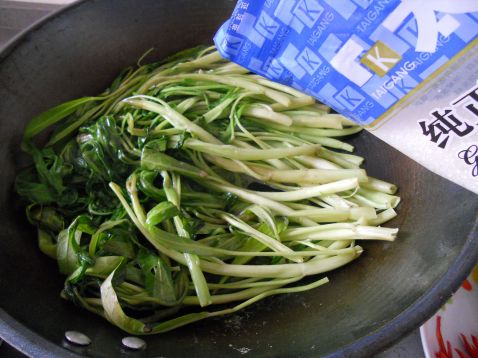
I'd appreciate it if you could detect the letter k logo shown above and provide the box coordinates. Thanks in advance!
[360,41,402,77]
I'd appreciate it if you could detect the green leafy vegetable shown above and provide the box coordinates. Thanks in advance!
[16,45,400,334]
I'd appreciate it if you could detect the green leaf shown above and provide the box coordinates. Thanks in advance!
[16,171,57,204]
[145,137,168,152]
[57,216,95,276]
[137,170,166,201]
[26,205,64,232]
[100,258,146,333]
[137,249,183,306]
[33,148,67,194]
[145,201,179,228]
[180,216,203,239]
[22,97,99,149]
[88,219,134,257]
[16,147,78,206]
[75,116,133,181]
[57,229,79,275]
[131,250,188,307]
[103,237,136,259]
[86,256,124,277]
[37,229,57,259]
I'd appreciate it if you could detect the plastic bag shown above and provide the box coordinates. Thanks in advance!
[215,1,478,193]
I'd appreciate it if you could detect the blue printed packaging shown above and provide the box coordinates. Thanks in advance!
[214,1,478,194]
[214,1,478,125]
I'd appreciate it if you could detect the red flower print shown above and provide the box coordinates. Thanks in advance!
[436,315,454,358]
[462,279,472,292]
[455,334,478,358]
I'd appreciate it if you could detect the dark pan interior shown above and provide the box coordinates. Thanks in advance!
[0,1,477,357]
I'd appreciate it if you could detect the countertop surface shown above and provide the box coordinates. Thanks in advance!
[0,1,426,357]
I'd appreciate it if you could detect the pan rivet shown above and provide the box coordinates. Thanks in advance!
[122,336,147,350]
[64,331,91,346]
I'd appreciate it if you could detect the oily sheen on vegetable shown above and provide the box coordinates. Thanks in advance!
[15,46,400,334]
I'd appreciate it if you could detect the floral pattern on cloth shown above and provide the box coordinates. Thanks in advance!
[425,265,478,358]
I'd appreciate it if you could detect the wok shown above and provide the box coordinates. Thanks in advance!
[0,1,477,357]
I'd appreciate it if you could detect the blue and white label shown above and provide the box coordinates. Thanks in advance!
[214,0,478,125]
